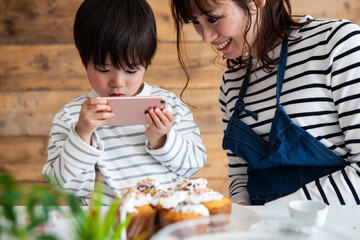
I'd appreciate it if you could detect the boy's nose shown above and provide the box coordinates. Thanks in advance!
[110,73,125,87]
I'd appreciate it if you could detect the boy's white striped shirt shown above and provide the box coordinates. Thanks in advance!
[44,83,206,205]
[220,16,360,205]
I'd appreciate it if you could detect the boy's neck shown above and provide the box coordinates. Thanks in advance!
[134,82,145,96]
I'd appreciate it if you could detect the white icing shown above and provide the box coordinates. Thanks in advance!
[172,203,210,216]
[119,188,151,240]
[189,190,223,204]
[151,190,189,209]
[120,189,151,214]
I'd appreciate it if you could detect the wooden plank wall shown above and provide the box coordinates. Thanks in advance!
[1,0,360,196]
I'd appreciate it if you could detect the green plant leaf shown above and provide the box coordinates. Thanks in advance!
[36,235,60,240]
[0,174,21,224]
[112,214,131,240]
[101,197,121,237]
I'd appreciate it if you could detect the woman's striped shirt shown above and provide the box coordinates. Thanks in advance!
[43,83,207,205]
[220,16,360,205]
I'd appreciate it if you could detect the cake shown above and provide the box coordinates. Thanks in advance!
[118,177,232,238]
[118,188,156,240]
[150,188,190,230]
[174,178,232,216]
[188,187,232,215]
[201,196,232,215]
[158,200,210,228]
[150,188,189,212]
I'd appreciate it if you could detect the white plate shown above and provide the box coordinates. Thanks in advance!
[151,211,352,240]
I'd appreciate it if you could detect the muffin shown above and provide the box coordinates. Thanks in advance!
[189,187,232,215]
[118,188,156,240]
[158,200,210,228]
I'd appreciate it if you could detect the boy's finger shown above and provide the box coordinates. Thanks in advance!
[155,108,171,125]
[149,108,164,128]
[90,98,107,105]
[145,111,154,125]
[162,108,174,122]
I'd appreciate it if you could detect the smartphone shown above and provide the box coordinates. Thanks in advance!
[100,96,167,126]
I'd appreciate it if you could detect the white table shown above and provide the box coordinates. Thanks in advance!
[3,205,360,239]
[239,204,360,239]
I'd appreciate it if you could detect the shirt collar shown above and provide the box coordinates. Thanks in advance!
[88,82,152,98]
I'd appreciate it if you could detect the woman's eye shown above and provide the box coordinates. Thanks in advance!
[208,17,218,23]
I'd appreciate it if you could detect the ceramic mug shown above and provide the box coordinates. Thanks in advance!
[288,200,328,227]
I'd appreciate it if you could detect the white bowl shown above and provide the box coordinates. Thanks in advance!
[288,200,328,227]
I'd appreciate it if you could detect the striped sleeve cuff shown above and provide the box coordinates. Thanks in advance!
[62,124,102,170]
[145,128,177,158]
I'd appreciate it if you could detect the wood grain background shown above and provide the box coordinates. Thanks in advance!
[1,0,359,196]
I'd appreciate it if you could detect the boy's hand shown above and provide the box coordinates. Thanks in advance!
[75,98,113,145]
[145,107,174,149]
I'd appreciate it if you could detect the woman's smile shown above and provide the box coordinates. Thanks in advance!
[214,39,231,50]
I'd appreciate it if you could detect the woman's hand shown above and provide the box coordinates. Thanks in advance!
[75,98,113,145]
[145,107,174,149]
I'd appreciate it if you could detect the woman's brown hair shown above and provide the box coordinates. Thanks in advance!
[170,0,312,95]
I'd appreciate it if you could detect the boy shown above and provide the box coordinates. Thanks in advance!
[43,0,206,205]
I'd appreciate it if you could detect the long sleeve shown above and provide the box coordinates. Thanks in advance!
[268,19,360,205]
[146,93,207,178]
[220,81,250,204]
[220,17,360,205]
[43,86,207,205]
[43,110,101,199]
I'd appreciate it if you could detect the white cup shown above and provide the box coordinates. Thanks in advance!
[288,200,328,227]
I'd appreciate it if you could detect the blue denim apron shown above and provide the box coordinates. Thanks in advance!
[222,31,349,205]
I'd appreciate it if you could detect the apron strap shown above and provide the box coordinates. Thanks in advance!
[234,28,289,120]
[234,59,258,121]
[276,29,289,106]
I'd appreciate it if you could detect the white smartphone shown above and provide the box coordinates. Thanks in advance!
[100,96,167,126]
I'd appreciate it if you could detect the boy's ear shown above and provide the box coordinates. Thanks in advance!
[257,0,266,8]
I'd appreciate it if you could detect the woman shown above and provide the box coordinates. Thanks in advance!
[170,0,360,205]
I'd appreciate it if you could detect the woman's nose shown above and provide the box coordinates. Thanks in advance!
[200,26,217,43]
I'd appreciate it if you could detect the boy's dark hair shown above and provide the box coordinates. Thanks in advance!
[74,0,157,70]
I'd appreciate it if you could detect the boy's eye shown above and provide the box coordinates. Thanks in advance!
[95,67,110,73]
[125,69,137,74]
[192,20,200,25]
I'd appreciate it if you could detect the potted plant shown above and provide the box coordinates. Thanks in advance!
[0,173,60,239]
[65,183,131,240]
[0,174,130,240]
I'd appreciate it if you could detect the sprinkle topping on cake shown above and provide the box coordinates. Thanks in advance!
[136,177,162,195]
[174,178,208,192]
[151,189,189,209]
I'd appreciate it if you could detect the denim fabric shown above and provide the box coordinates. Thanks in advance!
[222,31,348,205]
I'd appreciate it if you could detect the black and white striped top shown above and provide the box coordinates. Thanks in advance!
[43,83,207,205]
[220,16,360,205]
